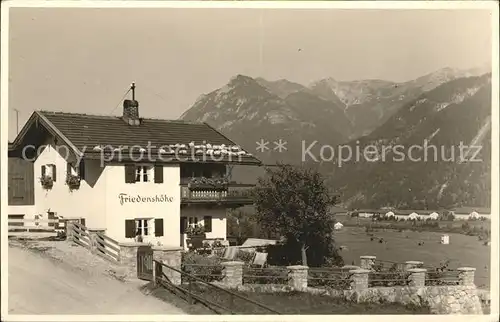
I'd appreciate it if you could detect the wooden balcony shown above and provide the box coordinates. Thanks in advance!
[180,183,255,206]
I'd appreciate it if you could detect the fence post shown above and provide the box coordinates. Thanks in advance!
[287,265,308,290]
[407,268,427,288]
[221,261,244,288]
[360,256,376,270]
[152,260,157,287]
[66,222,75,242]
[152,246,182,286]
[457,267,476,286]
[349,269,370,292]
[405,261,424,270]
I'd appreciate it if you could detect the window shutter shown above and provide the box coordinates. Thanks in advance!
[180,217,187,234]
[154,165,164,183]
[52,164,57,182]
[78,161,86,180]
[41,165,46,176]
[124,164,135,183]
[155,218,164,237]
[125,219,136,238]
[204,216,213,233]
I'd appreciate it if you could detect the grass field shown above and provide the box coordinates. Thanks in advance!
[334,227,491,288]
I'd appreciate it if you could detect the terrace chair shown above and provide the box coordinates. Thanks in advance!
[222,246,239,260]
[250,251,268,268]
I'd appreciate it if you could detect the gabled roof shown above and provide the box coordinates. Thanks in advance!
[10,111,262,165]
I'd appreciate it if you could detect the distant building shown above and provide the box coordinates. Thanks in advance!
[408,212,419,220]
[385,211,395,218]
[469,211,480,220]
[451,207,491,220]
[334,222,344,230]
[429,212,439,220]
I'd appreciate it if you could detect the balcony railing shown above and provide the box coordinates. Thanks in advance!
[180,183,255,205]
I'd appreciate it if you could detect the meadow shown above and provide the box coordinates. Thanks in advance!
[334,227,491,288]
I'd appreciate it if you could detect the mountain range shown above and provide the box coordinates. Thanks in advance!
[180,65,492,209]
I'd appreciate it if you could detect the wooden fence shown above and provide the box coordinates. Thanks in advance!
[71,222,92,248]
[94,231,121,263]
[8,218,58,237]
[69,222,121,263]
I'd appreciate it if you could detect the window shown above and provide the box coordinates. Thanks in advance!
[135,166,151,182]
[125,218,163,238]
[125,164,162,183]
[187,216,198,228]
[41,164,57,182]
[135,218,150,236]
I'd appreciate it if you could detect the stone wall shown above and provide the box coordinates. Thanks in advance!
[224,283,484,314]
[212,256,488,315]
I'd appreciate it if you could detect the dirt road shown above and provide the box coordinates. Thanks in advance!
[8,245,185,314]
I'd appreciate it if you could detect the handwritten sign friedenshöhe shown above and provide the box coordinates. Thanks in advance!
[118,193,174,205]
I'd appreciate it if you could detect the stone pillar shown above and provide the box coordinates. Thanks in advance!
[360,256,376,270]
[287,265,308,290]
[349,269,370,292]
[119,242,148,279]
[152,246,182,285]
[405,261,424,270]
[65,222,75,241]
[457,267,476,286]
[221,261,244,288]
[407,268,427,288]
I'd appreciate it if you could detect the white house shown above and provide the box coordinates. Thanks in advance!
[334,222,343,230]
[385,211,395,218]
[429,212,439,220]
[8,94,261,248]
[451,207,491,220]
[469,211,480,220]
[408,212,419,220]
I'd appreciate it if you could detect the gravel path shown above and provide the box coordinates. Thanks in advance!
[8,242,186,315]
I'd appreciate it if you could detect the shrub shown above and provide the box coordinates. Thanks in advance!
[369,263,409,287]
[181,252,223,282]
[425,260,459,286]
[236,250,255,263]
[307,268,351,290]
[243,266,288,284]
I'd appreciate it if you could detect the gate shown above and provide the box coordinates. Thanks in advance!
[137,245,153,281]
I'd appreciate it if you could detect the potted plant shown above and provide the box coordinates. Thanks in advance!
[185,223,206,238]
[188,177,228,191]
[185,223,206,250]
[66,174,81,191]
[39,175,54,190]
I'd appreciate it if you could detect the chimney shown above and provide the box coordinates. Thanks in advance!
[122,82,141,126]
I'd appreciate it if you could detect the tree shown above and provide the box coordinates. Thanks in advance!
[253,163,343,267]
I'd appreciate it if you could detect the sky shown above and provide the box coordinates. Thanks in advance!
[6,7,493,140]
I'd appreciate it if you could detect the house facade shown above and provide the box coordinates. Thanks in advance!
[8,97,261,248]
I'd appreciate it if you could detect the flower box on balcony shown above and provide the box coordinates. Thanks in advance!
[187,177,228,191]
[39,175,54,190]
[66,174,81,191]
